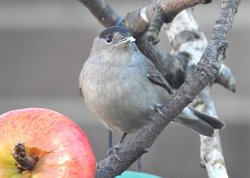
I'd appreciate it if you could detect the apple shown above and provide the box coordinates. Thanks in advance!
[0,108,96,178]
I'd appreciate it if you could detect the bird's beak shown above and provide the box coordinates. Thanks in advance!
[117,36,136,44]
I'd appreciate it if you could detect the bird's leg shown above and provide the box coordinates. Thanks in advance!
[137,157,142,172]
[107,133,127,161]
[108,130,113,149]
[119,133,127,144]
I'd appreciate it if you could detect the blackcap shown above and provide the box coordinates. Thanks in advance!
[79,26,224,139]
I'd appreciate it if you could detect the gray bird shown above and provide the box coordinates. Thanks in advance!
[79,26,224,140]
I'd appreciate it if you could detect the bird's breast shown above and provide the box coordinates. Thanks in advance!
[81,59,168,133]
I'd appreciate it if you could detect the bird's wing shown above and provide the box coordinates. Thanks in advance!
[144,57,173,94]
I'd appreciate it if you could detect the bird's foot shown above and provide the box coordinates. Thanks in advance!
[151,103,167,118]
[107,143,123,161]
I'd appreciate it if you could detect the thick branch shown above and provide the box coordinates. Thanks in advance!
[96,0,240,177]
[166,8,229,177]
[79,0,119,27]
[124,0,206,37]
[80,0,207,36]
[196,0,242,175]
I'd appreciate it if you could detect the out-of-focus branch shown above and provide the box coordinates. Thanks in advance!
[197,88,228,178]
[79,0,119,27]
[166,7,237,92]
[166,1,240,177]
[95,0,240,177]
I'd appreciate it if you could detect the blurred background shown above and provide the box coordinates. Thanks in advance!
[0,0,249,177]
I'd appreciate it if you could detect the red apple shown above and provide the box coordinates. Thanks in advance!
[0,108,96,178]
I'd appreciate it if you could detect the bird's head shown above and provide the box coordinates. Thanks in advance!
[92,26,136,52]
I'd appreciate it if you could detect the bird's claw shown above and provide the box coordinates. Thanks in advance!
[151,103,167,118]
[107,143,123,161]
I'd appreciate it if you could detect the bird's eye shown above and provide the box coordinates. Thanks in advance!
[105,35,113,44]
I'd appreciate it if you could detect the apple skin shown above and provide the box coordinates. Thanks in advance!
[0,108,96,178]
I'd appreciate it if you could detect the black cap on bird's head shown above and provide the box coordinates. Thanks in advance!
[94,26,135,50]
[99,26,131,39]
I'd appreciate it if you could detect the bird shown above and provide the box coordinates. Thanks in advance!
[79,26,224,142]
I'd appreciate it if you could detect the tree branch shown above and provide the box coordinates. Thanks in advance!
[198,88,228,178]
[79,0,119,27]
[166,8,237,93]
[166,8,230,177]
[197,0,241,176]
[123,0,208,37]
[95,0,240,177]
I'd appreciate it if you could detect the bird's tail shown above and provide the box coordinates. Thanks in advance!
[173,107,225,137]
